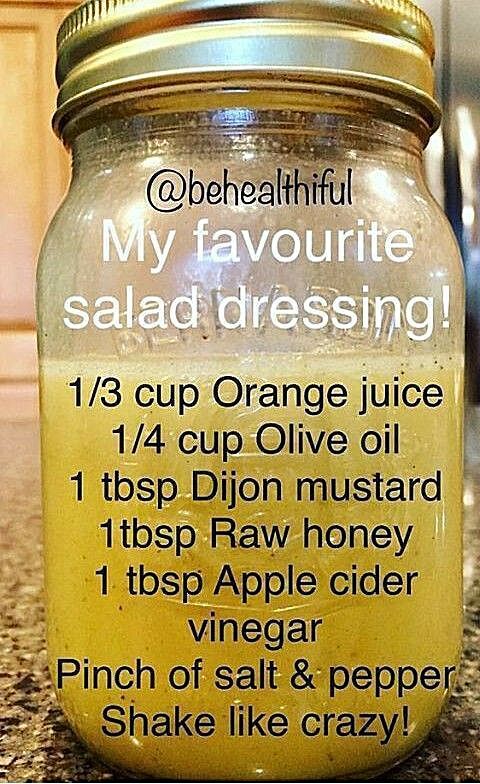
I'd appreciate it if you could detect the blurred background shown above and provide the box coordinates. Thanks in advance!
[0,0,75,418]
[0,0,478,419]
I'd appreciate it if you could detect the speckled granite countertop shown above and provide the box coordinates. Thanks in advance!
[1,420,479,783]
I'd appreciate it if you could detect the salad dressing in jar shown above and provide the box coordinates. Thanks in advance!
[37,0,464,780]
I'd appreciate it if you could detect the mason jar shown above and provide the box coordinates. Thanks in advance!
[37,0,464,780]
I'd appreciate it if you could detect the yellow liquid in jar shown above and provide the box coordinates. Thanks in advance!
[40,353,463,781]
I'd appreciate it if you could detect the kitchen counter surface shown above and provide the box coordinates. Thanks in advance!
[1,419,479,783]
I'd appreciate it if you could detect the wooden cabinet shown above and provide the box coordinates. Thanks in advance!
[0,1,76,417]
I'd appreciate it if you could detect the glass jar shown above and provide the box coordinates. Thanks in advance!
[37,1,464,781]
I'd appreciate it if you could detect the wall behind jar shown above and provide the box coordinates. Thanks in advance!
[0,0,76,419]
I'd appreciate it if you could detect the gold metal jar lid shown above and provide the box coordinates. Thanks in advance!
[54,0,440,137]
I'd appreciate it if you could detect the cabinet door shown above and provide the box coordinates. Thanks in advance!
[0,3,75,417]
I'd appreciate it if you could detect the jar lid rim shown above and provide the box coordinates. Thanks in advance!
[54,0,440,137]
